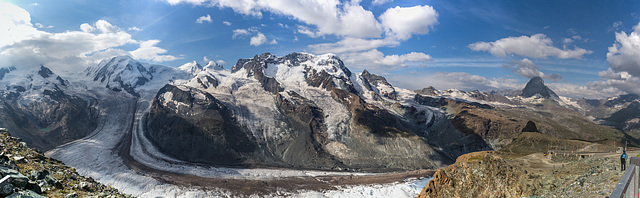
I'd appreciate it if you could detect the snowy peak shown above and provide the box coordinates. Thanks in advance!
[0,65,69,100]
[179,61,204,74]
[87,56,153,97]
[230,52,355,93]
[205,61,224,71]
[520,77,557,98]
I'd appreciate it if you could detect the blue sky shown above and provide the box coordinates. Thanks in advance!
[2,0,640,98]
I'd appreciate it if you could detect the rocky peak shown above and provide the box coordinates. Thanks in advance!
[520,77,557,98]
[415,86,438,96]
[360,70,397,99]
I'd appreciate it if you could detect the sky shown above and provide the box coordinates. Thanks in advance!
[2,0,640,99]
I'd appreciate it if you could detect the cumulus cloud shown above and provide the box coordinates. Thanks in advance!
[233,27,275,46]
[339,49,431,71]
[196,14,212,23]
[249,33,267,46]
[222,21,231,26]
[166,0,382,38]
[309,37,399,54]
[378,5,438,40]
[164,0,437,40]
[606,21,640,77]
[468,34,592,59]
[0,3,179,73]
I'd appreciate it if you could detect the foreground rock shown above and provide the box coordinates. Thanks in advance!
[0,128,128,198]
[418,151,623,198]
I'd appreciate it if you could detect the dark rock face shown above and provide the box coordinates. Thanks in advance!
[0,93,98,151]
[522,121,539,132]
[145,84,256,165]
[604,101,640,131]
[360,70,397,100]
[0,66,98,151]
[415,86,438,96]
[273,91,344,169]
[520,77,557,98]
[0,67,15,81]
[603,94,639,107]
[231,53,284,94]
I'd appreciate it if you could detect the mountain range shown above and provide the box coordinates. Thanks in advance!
[0,52,638,194]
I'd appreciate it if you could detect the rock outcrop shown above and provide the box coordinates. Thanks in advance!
[0,128,127,197]
[418,151,623,198]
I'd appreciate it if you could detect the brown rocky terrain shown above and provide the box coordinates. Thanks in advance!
[418,148,627,198]
[0,128,127,197]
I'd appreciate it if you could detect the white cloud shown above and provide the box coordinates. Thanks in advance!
[35,23,53,29]
[222,21,231,26]
[128,27,143,32]
[372,0,392,6]
[196,14,212,23]
[503,58,562,81]
[468,34,592,59]
[387,71,522,91]
[232,29,250,39]
[232,27,275,46]
[606,21,640,77]
[510,58,544,78]
[296,25,322,38]
[164,0,383,38]
[309,37,399,54]
[249,33,267,46]
[379,5,438,40]
[130,40,181,62]
[339,49,431,71]
[0,3,179,73]
[215,60,226,65]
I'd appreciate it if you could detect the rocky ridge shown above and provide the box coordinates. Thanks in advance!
[418,151,624,198]
[0,128,127,198]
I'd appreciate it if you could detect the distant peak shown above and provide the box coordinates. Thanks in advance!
[179,61,204,73]
[520,76,557,98]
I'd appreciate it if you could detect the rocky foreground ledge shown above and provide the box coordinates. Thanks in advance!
[0,128,128,198]
[418,151,624,198]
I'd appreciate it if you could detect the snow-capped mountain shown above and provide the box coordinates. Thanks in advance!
[0,65,97,150]
[0,52,631,196]
[86,56,191,97]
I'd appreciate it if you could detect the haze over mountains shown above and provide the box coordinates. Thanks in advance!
[0,53,639,196]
